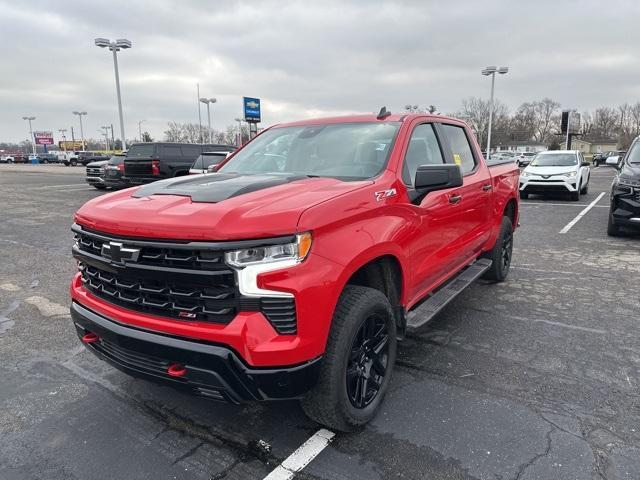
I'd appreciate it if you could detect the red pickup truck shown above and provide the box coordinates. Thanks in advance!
[70,112,519,431]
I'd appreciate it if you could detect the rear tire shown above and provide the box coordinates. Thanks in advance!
[483,216,513,282]
[71,160,77,166]
[301,285,397,432]
[607,212,621,236]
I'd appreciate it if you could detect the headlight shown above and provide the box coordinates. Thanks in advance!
[563,171,577,178]
[226,232,312,267]
[521,171,530,177]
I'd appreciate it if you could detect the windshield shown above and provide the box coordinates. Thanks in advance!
[627,144,640,164]
[127,144,154,158]
[530,153,578,167]
[218,122,400,180]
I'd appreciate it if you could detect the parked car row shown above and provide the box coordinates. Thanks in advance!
[85,142,236,190]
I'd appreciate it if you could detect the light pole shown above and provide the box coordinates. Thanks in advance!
[22,116,36,154]
[481,66,508,159]
[138,120,145,142]
[95,38,132,150]
[58,128,67,153]
[72,111,87,151]
[235,117,244,146]
[199,97,217,143]
[101,126,111,150]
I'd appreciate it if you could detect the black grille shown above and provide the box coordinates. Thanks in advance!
[73,226,298,334]
[86,167,103,176]
[94,337,170,375]
[81,264,236,323]
[76,231,225,270]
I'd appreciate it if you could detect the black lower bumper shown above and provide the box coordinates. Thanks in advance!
[70,301,321,403]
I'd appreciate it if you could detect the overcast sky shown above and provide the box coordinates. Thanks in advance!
[2,0,639,144]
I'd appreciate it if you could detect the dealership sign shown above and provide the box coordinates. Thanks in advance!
[34,131,54,145]
[243,97,261,123]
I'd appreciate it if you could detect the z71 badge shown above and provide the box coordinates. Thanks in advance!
[374,188,397,201]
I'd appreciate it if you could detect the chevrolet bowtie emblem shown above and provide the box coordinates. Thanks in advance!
[101,241,141,264]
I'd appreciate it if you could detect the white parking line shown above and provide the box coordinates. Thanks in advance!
[522,201,607,208]
[559,192,606,234]
[35,183,86,189]
[263,429,335,480]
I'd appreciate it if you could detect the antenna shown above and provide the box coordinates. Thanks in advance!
[377,106,391,120]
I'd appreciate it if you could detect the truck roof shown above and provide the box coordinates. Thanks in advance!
[274,113,461,128]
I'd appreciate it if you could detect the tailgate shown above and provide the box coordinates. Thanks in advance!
[124,159,152,177]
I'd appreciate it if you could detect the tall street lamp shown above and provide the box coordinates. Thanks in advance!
[101,126,111,150]
[72,111,87,151]
[234,117,244,147]
[58,128,68,153]
[22,116,36,155]
[481,66,509,159]
[95,37,132,150]
[199,97,217,143]
[138,120,145,142]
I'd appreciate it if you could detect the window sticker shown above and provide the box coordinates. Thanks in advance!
[453,154,462,166]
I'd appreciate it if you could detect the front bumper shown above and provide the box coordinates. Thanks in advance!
[610,186,640,228]
[71,301,322,402]
[519,176,579,193]
[86,176,106,186]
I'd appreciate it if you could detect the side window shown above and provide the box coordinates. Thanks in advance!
[402,123,444,186]
[192,156,203,169]
[160,145,182,157]
[441,124,477,175]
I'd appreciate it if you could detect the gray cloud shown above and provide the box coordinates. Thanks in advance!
[1,0,639,143]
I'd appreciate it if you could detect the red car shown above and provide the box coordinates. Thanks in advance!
[70,111,519,431]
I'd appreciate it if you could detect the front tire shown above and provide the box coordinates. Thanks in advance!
[570,189,580,201]
[301,285,397,432]
[483,216,514,282]
[607,211,621,236]
[581,182,589,195]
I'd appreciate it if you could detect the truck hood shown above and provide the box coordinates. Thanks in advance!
[523,165,578,176]
[75,173,371,240]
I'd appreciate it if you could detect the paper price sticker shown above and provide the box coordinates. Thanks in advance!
[453,154,462,166]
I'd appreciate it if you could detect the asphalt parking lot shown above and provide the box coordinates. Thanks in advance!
[1,164,639,480]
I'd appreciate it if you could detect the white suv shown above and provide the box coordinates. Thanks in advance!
[519,150,591,201]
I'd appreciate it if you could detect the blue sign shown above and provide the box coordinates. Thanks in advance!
[243,97,261,123]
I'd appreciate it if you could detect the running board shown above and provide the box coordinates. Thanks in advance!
[406,258,492,332]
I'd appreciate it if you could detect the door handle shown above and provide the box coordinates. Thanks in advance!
[482,184,493,191]
[449,194,463,204]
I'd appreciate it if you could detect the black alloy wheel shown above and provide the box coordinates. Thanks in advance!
[501,227,513,271]
[346,313,389,409]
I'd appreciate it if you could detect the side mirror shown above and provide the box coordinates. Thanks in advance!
[581,161,590,167]
[207,163,220,173]
[411,164,463,202]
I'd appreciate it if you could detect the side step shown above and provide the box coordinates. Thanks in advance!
[406,258,492,332]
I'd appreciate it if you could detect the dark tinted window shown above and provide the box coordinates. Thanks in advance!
[402,124,444,186]
[159,145,182,157]
[127,145,155,158]
[108,155,125,165]
[442,124,476,175]
[181,145,202,158]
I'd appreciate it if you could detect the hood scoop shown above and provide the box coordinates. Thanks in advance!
[132,173,308,203]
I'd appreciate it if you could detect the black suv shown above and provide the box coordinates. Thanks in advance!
[608,139,640,236]
[123,142,236,184]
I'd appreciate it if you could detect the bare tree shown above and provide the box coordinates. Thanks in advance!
[532,98,561,143]
[456,97,509,149]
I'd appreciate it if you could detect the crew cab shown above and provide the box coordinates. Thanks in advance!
[69,112,519,431]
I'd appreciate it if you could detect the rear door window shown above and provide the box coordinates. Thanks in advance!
[441,124,477,175]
